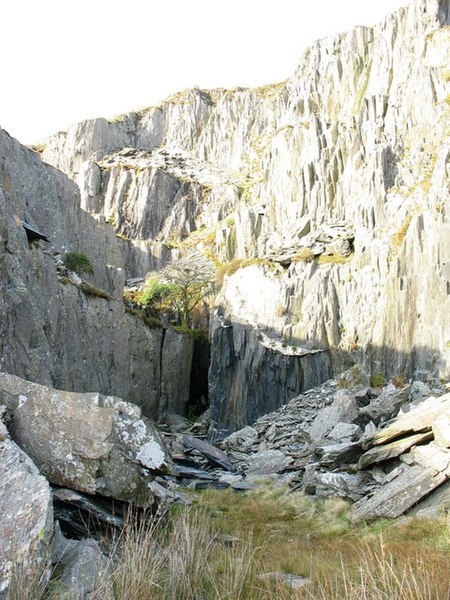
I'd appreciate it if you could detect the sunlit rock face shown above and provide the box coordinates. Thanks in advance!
[40,0,450,428]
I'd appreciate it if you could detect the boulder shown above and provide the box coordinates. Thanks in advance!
[0,373,175,507]
[50,524,111,599]
[363,393,450,448]
[246,450,294,475]
[352,444,450,520]
[328,422,362,441]
[0,418,53,599]
[308,391,358,441]
[358,431,433,469]
[432,414,450,449]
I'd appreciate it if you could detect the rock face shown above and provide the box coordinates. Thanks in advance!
[40,0,450,392]
[209,311,333,437]
[0,416,53,599]
[0,373,174,506]
[0,127,197,419]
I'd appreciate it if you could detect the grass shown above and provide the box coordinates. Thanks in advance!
[317,253,354,265]
[79,282,111,300]
[371,372,386,387]
[353,58,372,115]
[173,325,210,343]
[10,485,450,599]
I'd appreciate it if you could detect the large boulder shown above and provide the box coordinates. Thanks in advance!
[0,373,175,506]
[0,416,53,599]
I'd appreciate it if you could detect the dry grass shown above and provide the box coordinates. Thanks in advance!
[317,253,354,265]
[10,487,449,599]
[291,248,315,263]
[390,213,413,261]
[216,258,276,285]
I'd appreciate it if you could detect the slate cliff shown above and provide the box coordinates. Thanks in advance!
[23,0,450,432]
[0,128,193,419]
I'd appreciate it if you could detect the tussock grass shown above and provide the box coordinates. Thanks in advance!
[11,486,450,599]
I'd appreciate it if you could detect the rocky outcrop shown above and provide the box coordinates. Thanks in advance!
[353,392,450,519]
[36,0,449,410]
[0,373,174,506]
[0,127,197,418]
[217,373,450,518]
[209,311,333,437]
[0,414,53,599]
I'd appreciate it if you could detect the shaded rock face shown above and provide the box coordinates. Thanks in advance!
[0,373,174,506]
[0,128,195,419]
[209,312,333,438]
[0,417,53,599]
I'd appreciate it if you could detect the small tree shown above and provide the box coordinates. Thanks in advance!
[161,255,216,327]
[138,276,178,317]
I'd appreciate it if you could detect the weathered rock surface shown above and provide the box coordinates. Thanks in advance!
[40,0,450,386]
[0,128,197,420]
[353,444,450,520]
[51,524,111,600]
[209,311,333,437]
[363,393,450,447]
[0,417,53,599]
[0,373,175,506]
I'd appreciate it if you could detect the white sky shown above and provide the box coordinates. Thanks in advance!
[1,0,409,145]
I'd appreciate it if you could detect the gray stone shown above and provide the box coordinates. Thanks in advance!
[316,441,361,468]
[181,435,236,471]
[358,431,434,469]
[52,535,111,600]
[52,488,124,530]
[209,313,333,438]
[257,572,310,589]
[364,393,450,448]
[360,384,411,424]
[303,467,375,502]
[411,480,450,518]
[0,373,174,506]
[308,391,358,441]
[246,450,294,475]
[409,381,433,402]
[328,422,362,441]
[352,462,449,521]
[432,414,450,448]
[0,421,53,598]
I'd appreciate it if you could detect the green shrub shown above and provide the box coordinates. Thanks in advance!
[371,373,386,388]
[138,277,177,306]
[63,252,94,275]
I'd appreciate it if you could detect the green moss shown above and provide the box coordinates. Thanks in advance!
[389,213,413,262]
[79,282,111,300]
[291,248,315,263]
[317,253,354,265]
[173,326,210,343]
[253,80,286,97]
[125,307,163,329]
[216,258,277,285]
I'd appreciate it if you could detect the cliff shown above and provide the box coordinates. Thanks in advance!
[0,128,194,419]
[20,0,450,432]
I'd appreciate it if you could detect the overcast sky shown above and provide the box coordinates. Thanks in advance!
[1,0,409,144]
